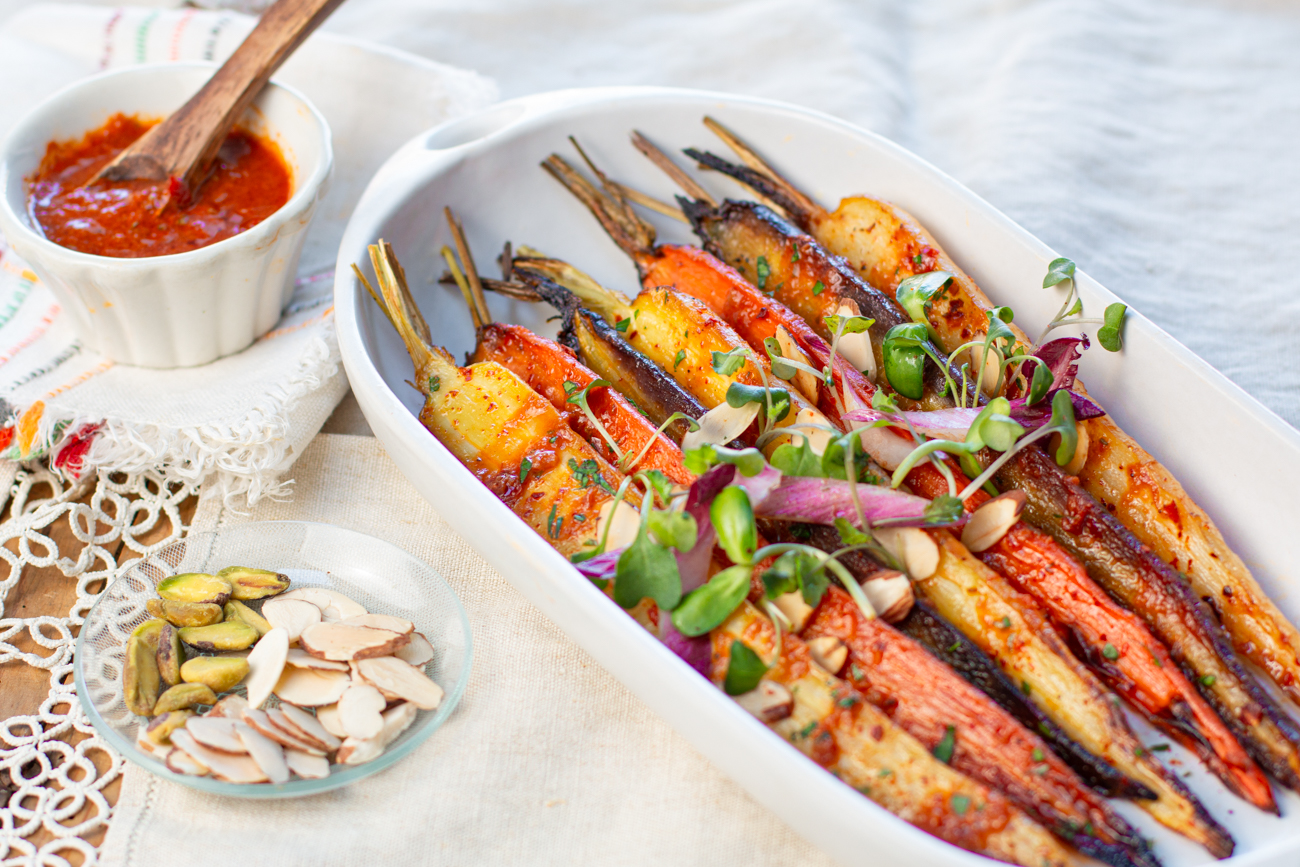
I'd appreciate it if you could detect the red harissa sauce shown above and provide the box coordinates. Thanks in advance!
[28,113,291,259]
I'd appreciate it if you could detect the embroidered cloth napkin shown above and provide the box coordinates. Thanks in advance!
[99,433,835,867]
[0,5,495,503]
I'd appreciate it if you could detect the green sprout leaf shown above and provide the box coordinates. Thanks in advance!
[965,397,1025,453]
[1065,298,1083,318]
[1098,302,1127,352]
[1026,361,1054,406]
[870,390,900,415]
[1042,257,1077,289]
[726,382,792,423]
[925,494,966,524]
[711,347,748,376]
[710,486,757,566]
[1049,389,1079,466]
[672,564,752,637]
[958,450,984,482]
[769,437,823,478]
[985,308,1018,351]
[614,523,683,611]
[895,271,953,326]
[834,517,873,547]
[639,469,675,507]
[724,641,769,696]
[645,509,699,553]
[820,429,867,482]
[681,443,766,477]
[824,314,876,336]
[763,337,799,381]
[762,550,828,607]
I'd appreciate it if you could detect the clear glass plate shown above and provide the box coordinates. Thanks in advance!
[75,520,472,798]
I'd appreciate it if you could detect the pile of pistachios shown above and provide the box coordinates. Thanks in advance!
[123,567,442,784]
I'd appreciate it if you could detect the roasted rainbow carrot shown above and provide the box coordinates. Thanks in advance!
[695,119,1300,721]
[668,138,1300,799]
[367,236,1078,867]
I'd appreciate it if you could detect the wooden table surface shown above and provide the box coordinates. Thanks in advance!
[0,484,199,864]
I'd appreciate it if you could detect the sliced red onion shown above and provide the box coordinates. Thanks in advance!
[659,614,712,676]
[751,475,950,529]
[574,550,622,584]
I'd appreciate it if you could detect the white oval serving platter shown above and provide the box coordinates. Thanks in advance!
[333,86,1300,867]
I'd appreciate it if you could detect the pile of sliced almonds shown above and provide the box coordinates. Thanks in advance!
[130,570,441,784]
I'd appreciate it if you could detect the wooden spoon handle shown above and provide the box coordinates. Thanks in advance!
[99,0,346,195]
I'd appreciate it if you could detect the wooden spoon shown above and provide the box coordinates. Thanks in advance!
[92,0,347,205]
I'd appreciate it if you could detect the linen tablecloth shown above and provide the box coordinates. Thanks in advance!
[99,433,834,867]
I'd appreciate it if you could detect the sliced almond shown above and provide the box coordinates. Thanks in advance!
[235,722,290,784]
[340,613,415,635]
[772,591,814,633]
[835,299,876,380]
[807,635,848,675]
[285,748,331,779]
[354,656,444,710]
[394,632,434,668]
[272,666,350,707]
[735,680,794,723]
[278,703,343,751]
[300,623,408,662]
[262,598,322,643]
[285,647,350,671]
[681,400,760,451]
[791,406,834,454]
[594,498,642,552]
[873,527,939,580]
[266,707,333,752]
[280,588,367,622]
[969,341,1001,395]
[337,684,387,740]
[171,729,267,783]
[186,716,247,754]
[240,707,326,755]
[774,325,819,402]
[961,490,1027,553]
[314,703,348,740]
[861,571,914,623]
[244,627,290,708]
[165,746,209,776]
[207,694,250,719]
[336,702,419,766]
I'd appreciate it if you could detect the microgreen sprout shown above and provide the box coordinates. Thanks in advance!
[1037,257,1128,351]
[564,379,623,461]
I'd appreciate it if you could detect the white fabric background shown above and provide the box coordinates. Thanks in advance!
[307,0,1300,430]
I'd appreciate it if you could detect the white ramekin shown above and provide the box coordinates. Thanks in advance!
[0,63,332,368]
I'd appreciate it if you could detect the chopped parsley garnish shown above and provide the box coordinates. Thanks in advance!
[812,280,825,296]
[933,725,956,764]
[673,349,686,369]
[546,504,562,539]
[950,794,970,815]
[946,641,962,653]
[1201,674,1217,687]
[427,375,440,393]
[518,457,532,484]
[912,252,924,269]
[568,458,614,494]
[1032,748,1044,762]
[615,318,630,333]
[1102,643,1119,661]
[756,256,771,292]
[998,616,1011,629]
[790,245,800,262]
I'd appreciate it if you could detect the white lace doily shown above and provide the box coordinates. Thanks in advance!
[1,467,197,867]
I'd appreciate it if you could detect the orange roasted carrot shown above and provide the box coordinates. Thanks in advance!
[472,322,694,486]
[805,587,1154,867]
[906,461,1274,812]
